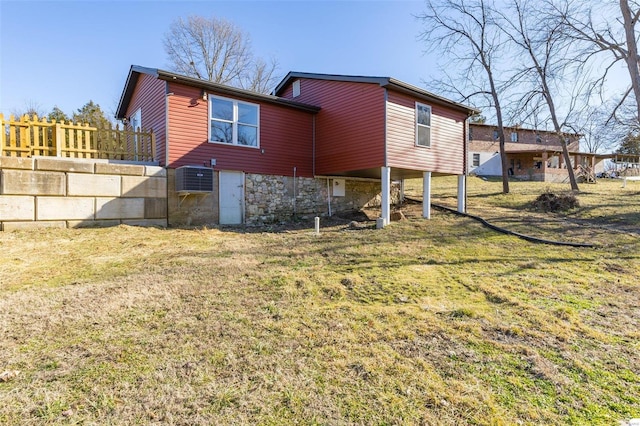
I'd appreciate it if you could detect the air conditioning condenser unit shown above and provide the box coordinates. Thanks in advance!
[175,166,213,192]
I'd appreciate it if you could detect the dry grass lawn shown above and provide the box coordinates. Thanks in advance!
[1,177,639,425]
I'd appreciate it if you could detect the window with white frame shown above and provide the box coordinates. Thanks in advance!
[511,131,518,142]
[472,153,480,167]
[415,102,431,147]
[209,96,259,147]
[292,80,301,97]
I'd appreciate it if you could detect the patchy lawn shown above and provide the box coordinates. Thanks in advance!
[1,178,639,425]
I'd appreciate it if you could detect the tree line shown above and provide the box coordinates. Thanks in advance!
[11,100,112,129]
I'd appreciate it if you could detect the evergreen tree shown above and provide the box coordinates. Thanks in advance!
[48,106,69,123]
[618,132,640,155]
[72,100,111,128]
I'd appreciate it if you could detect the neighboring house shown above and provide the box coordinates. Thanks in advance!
[116,66,476,226]
[468,123,611,182]
[611,153,640,176]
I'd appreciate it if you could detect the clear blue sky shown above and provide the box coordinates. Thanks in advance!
[0,0,434,120]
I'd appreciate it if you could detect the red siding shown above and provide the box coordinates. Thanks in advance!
[386,91,467,175]
[125,74,167,164]
[166,82,314,176]
[283,79,386,175]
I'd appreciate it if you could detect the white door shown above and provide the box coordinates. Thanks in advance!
[219,171,244,224]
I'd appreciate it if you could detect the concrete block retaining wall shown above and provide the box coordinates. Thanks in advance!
[0,157,167,231]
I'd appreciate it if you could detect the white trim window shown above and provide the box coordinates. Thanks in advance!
[292,80,301,97]
[511,131,518,142]
[209,96,259,147]
[415,102,432,147]
[472,153,480,167]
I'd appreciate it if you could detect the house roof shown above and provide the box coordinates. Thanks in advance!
[116,66,321,119]
[506,148,613,158]
[273,71,479,115]
[470,122,582,138]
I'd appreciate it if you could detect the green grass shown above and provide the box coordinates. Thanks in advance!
[0,177,639,424]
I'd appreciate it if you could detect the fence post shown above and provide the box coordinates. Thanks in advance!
[150,129,156,162]
[0,113,5,157]
[55,122,63,157]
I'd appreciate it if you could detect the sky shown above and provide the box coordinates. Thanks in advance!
[0,0,435,120]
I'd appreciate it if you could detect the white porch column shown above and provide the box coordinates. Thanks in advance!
[423,171,431,219]
[457,174,466,213]
[381,166,391,226]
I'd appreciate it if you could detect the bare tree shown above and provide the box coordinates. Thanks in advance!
[556,0,640,128]
[11,100,46,120]
[418,0,511,193]
[163,15,279,94]
[500,0,581,190]
[578,105,620,153]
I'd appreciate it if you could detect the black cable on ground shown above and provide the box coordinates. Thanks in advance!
[405,197,595,248]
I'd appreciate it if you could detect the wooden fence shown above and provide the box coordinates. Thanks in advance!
[0,114,155,162]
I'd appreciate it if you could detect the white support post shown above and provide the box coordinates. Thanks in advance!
[423,171,431,219]
[457,175,466,213]
[381,166,391,226]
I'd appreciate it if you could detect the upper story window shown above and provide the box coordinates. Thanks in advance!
[209,96,259,148]
[511,131,518,142]
[493,130,499,140]
[415,102,432,147]
[292,80,301,98]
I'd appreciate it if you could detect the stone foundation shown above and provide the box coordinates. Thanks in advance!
[243,173,399,225]
[166,170,400,227]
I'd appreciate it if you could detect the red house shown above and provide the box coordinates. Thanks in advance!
[468,123,611,182]
[116,66,476,226]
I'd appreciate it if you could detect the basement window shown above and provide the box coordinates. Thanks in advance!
[415,102,432,147]
[209,96,259,148]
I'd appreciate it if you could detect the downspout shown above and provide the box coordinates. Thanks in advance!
[293,166,297,217]
[312,115,316,177]
[165,81,171,167]
[327,178,332,217]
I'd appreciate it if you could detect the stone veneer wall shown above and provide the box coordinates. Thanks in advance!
[166,170,400,227]
[0,156,167,231]
[244,173,400,225]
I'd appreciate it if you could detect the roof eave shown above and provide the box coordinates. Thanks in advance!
[156,70,320,113]
[273,72,477,115]
[383,78,478,115]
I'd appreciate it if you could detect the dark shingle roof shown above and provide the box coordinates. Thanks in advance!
[116,66,321,119]
[273,71,478,115]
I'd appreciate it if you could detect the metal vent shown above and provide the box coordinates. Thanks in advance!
[175,166,213,192]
